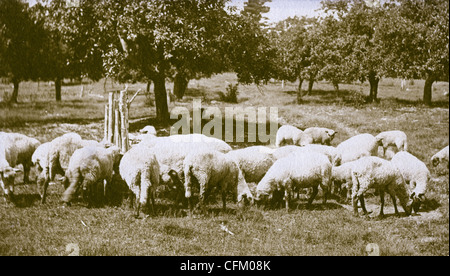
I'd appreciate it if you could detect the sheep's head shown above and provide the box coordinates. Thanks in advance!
[431,156,440,167]
[410,192,426,213]
[0,166,21,192]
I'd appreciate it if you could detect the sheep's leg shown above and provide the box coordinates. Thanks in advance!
[23,163,31,184]
[307,186,318,207]
[360,195,369,215]
[284,188,291,212]
[390,194,399,216]
[378,189,385,218]
[40,179,49,204]
[150,188,156,216]
[222,191,227,212]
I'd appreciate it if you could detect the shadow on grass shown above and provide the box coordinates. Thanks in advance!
[11,193,42,208]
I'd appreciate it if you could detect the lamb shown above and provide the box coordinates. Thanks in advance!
[303,127,336,145]
[275,125,313,147]
[391,151,430,213]
[255,151,332,211]
[0,132,41,184]
[334,133,379,166]
[119,146,160,217]
[183,149,253,212]
[431,145,449,168]
[375,130,408,159]
[225,146,276,183]
[1,132,40,202]
[350,156,413,218]
[62,145,122,207]
[331,160,360,201]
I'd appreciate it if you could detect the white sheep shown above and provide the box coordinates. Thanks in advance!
[61,145,122,207]
[139,125,157,135]
[431,145,449,168]
[331,160,360,201]
[0,132,41,183]
[0,132,40,202]
[334,133,379,166]
[272,145,303,160]
[375,130,408,159]
[275,125,313,147]
[391,151,430,213]
[119,145,160,217]
[303,127,336,145]
[40,133,108,203]
[350,156,413,218]
[225,146,276,183]
[255,151,332,210]
[273,144,338,164]
[183,149,253,212]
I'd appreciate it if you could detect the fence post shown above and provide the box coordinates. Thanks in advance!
[104,104,108,141]
[108,92,115,143]
[119,89,129,153]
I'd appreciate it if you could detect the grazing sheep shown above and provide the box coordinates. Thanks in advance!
[272,145,303,160]
[119,146,160,217]
[431,145,449,168]
[255,151,332,210]
[334,133,379,166]
[391,151,430,213]
[0,132,40,202]
[303,127,336,145]
[40,133,108,203]
[331,160,360,201]
[350,156,413,218]
[375,130,408,159]
[0,132,41,184]
[183,149,253,212]
[32,142,51,195]
[61,145,122,207]
[275,125,313,147]
[225,146,276,183]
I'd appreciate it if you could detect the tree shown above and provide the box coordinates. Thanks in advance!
[242,0,272,25]
[39,0,105,101]
[0,0,40,103]
[382,0,449,105]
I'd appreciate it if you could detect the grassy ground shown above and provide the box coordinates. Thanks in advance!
[0,74,448,256]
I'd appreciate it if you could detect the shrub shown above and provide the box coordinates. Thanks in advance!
[219,83,239,103]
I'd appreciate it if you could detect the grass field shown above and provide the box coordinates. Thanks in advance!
[0,74,448,256]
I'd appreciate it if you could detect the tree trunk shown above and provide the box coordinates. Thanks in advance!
[333,81,340,96]
[153,76,170,125]
[173,74,189,99]
[423,74,435,106]
[55,77,62,102]
[297,78,304,104]
[146,81,152,93]
[10,78,19,103]
[306,76,315,95]
[368,73,380,103]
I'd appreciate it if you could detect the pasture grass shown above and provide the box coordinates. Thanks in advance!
[0,73,449,256]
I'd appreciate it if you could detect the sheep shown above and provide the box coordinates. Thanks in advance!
[375,130,408,159]
[183,149,253,212]
[334,133,379,166]
[431,145,449,168]
[225,146,276,183]
[61,145,122,207]
[391,151,430,213]
[303,127,336,145]
[255,151,332,211]
[272,144,338,164]
[119,146,160,217]
[275,125,313,147]
[350,156,413,218]
[0,132,40,202]
[331,160,360,202]
[0,132,41,184]
[40,133,108,204]
[138,134,232,153]
[139,125,157,135]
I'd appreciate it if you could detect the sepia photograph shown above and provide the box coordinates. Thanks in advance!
[0,0,448,258]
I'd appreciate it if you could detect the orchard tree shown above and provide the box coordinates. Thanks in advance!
[242,0,272,26]
[0,0,41,103]
[382,0,449,105]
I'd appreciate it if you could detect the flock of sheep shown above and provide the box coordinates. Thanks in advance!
[0,125,449,219]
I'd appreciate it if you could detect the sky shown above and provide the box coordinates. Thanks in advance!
[26,0,323,23]
[229,0,322,23]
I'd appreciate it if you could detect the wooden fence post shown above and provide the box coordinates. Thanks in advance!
[119,89,129,153]
[104,104,108,141]
[108,92,114,143]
